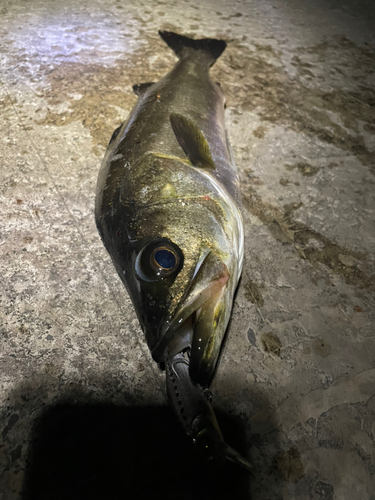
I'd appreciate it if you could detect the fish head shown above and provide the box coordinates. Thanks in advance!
[101,154,243,386]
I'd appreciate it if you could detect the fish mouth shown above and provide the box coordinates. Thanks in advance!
[151,249,230,383]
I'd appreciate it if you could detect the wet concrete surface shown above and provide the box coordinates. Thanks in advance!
[1,0,374,498]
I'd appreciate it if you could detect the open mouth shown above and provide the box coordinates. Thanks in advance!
[151,249,229,364]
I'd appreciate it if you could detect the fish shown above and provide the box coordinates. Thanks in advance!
[95,30,251,471]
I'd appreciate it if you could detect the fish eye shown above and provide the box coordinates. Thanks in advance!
[135,241,182,282]
[151,246,179,273]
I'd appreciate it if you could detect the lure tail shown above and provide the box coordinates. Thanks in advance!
[159,30,226,66]
[165,350,252,473]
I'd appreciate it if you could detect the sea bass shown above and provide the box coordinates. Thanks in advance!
[95,31,250,470]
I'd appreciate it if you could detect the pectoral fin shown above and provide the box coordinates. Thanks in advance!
[170,113,215,170]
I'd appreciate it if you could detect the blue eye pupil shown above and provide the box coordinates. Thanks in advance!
[154,249,176,270]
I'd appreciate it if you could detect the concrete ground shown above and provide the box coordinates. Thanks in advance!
[1,0,375,498]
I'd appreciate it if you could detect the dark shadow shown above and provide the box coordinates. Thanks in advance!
[22,403,251,500]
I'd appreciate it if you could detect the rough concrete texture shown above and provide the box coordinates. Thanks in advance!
[1,0,375,498]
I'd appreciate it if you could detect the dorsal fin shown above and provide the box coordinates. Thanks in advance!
[170,113,215,170]
[132,82,155,96]
[108,123,123,145]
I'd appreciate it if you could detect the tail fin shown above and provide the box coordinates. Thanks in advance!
[159,30,226,66]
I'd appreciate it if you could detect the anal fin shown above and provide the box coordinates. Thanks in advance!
[170,113,215,170]
[132,82,155,96]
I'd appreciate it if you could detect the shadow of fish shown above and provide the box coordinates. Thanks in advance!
[95,31,250,471]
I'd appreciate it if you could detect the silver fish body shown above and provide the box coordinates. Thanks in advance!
[95,31,249,470]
